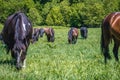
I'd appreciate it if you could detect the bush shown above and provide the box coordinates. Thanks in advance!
[46,6,65,26]
[28,8,43,26]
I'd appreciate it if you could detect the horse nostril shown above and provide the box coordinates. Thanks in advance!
[16,66,22,70]
[40,35,43,37]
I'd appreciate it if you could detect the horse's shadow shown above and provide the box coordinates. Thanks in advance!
[0,59,15,66]
[79,37,87,39]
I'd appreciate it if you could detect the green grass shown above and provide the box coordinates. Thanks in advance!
[0,27,120,80]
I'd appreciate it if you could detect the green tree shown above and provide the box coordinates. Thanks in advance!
[82,1,105,27]
[60,0,71,27]
[69,2,85,27]
[0,0,120,27]
[28,8,43,26]
[0,0,35,24]
[46,6,64,26]
[102,0,119,14]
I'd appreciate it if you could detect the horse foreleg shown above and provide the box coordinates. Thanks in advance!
[6,46,10,54]
[47,36,50,42]
[22,59,26,68]
[74,37,77,44]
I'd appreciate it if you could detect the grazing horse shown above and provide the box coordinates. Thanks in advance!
[80,27,88,39]
[68,27,79,44]
[39,28,55,42]
[31,28,40,43]
[1,12,32,69]
[101,12,120,64]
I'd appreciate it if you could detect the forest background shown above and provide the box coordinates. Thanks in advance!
[0,0,120,28]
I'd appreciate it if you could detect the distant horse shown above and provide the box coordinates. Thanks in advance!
[80,27,88,39]
[101,12,120,64]
[1,12,32,69]
[31,28,40,43]
[39,28,55,42]
[68,27,79,44]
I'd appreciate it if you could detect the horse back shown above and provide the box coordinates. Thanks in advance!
[102,12,120,40]
[109,12,120,35]
[2,12,32,49]
[44,27,54,36]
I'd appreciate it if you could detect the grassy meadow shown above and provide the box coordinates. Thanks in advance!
[0,26,120,80]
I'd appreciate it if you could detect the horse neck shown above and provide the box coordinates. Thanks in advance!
[49,28,53,36]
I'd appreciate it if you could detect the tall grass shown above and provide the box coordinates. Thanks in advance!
[0,27,120,80]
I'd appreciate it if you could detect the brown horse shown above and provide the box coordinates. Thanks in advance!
[101,12,120,64]
[68,27,79,44]
[1,12,32,69]
[39,27,55,42]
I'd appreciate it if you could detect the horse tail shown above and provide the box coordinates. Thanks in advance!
[100,21,105,54]
[101,19,112,63]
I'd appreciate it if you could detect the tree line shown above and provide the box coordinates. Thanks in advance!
[0,0,120,28]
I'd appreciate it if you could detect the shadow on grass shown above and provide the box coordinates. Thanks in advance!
[78,37,87,39]
[0,59,15,66]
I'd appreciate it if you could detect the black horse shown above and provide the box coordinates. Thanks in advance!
[39,27,55,42]
[31,28,40,43]
[101,12,120,64]
[80,27,88,39]
[1,12,33,69]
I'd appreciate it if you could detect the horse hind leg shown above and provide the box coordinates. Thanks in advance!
[103,46,111,64]
[102,37,111,63]
[113,38,119,62]
[47,36,50,42]
[101,27,112,63]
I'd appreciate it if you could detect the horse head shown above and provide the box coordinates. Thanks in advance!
[11,41,26,70]
[39,28,45,37]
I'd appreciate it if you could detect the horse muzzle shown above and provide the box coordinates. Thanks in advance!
[16,62,22,70]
